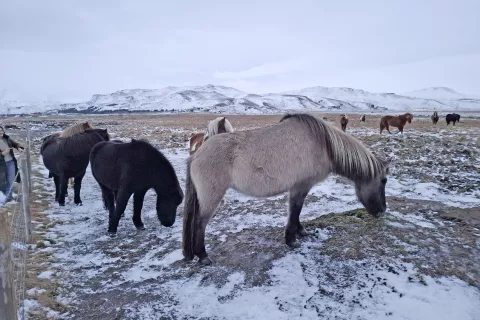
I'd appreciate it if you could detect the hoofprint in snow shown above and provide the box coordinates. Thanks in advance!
[24,116,480,320]
[2,85,480,115]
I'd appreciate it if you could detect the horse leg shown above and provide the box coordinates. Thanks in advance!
[379,123,384,134]
[53,174,60,202]
[108,189,132,236]
[58,175,68,206]
[398,125,404,134]
[73,173,85,205]
[132,189,148,230]
[386,124,392,134]
[285,187,310,248]
[113,190,124,218]
[194,189,226,265]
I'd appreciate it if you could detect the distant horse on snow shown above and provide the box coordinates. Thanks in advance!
[340,114,349,132]
[90,139,184,236]
[183,113,389,265]
[431,111,439,125]
[379,113,414,134]
[446,113,461,125]
[189,117,234,155]
[41,128,110,206]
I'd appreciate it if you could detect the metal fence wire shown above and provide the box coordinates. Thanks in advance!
[1,123,32,320]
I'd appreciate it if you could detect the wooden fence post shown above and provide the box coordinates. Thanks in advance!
[20,158,32,243]
[0,212,18,320]
[25,122,32,192]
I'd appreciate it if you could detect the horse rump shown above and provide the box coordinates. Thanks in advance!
[182,158,200,260]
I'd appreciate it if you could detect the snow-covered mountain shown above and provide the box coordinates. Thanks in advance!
[1,85,479,115]
[403,87,466,100]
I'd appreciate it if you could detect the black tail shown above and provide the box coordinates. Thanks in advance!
[182,158,200,260]
[101,187,113,211]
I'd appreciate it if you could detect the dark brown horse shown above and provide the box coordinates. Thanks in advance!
[431,111,439,125]
[380,113,414,134]
[189,117,234,155]
[340,114,349,132]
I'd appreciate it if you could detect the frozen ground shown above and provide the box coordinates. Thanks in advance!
[6,113,479,319]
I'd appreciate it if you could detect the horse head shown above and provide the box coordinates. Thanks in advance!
[405,113,414,124]
[354,159,389,217]
[155,184,184,227]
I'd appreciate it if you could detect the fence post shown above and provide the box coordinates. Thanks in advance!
[19,158,32,243]
[25,122,32,192]
[0,212,18,320]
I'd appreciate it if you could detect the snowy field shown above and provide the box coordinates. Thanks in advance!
[4,113,479,320]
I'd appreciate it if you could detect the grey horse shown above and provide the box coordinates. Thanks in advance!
[183,113,389,265]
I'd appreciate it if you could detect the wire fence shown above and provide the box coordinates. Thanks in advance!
[1,122,32,320]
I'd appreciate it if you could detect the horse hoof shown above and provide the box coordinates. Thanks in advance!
[75,202,83,206]
[199,256,213,266]
[136,225,146,231]
[287,240,301,248]
[59,203,65,207]
[108,232,117,238]
[297,228,309,237]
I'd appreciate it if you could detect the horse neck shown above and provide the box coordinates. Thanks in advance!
[324,127,381,182]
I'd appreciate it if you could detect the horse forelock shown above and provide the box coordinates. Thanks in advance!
[284,113,384,182]
[204,117,234,140]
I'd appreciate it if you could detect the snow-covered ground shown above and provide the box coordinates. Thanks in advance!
[22,116,480,319]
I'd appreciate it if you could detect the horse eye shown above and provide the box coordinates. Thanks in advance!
[381,178,387,184]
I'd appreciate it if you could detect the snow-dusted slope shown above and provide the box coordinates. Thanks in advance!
[403,87,465,100]
[1,85,479,115]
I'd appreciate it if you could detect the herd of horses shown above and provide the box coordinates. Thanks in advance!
[339,111,461,133]
[39,111,460,265]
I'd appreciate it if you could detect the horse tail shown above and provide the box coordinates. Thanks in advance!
[380,119,385,131]
[182,157,199,260]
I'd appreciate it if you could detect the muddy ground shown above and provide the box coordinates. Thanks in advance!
[1,112,479,319]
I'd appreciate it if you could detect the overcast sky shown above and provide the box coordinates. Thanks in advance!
[1,0,479,102]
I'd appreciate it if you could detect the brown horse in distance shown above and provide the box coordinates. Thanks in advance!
[189,117,234,155]
[380,113,414,134]
[340,114,349,132]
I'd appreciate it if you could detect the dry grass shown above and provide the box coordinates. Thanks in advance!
[24,167,67,319]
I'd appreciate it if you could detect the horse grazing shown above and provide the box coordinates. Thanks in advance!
[340,114,349,132]
[182,113,389,265]
[360,114,366,122]
[379,113,414,134]
[446,113,461,125]
[189,117,234,155]
[41,129,110,206]
[90,139,184,236]
[431,111,439,125]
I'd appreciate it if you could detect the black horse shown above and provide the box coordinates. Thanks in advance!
[431,111,439,125]
[446,113,461,125]
[89,139,184,236]
[41,129,110,206]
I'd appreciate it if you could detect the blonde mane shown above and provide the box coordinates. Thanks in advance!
[60,122,93,137]
[204,117,234,140]
[281,114,384,181]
